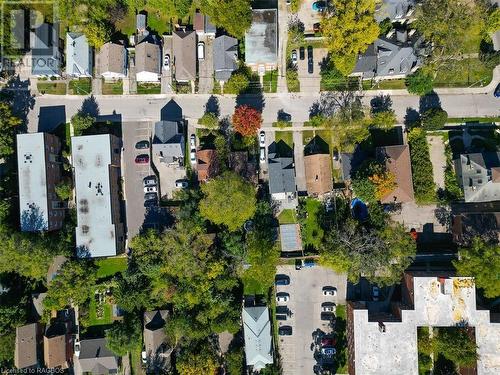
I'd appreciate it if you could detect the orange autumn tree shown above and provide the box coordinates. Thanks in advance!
[232,105,262,137]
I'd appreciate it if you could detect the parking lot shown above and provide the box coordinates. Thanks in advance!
[275,265,347,375]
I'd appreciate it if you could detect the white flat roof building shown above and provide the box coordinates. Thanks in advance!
[72,134,123,258]
[348,274,500,375]
[17,132,64,231]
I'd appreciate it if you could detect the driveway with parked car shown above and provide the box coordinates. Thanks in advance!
[275,264,346,375]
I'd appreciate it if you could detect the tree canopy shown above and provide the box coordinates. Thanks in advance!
[199,172,257,231]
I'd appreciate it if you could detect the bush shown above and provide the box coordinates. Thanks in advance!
[408,128,436,203]
[421,108,448,130]
[406,70,434,96]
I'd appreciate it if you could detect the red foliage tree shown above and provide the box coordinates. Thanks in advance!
[232,105,262,137]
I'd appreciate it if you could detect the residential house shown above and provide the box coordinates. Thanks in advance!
[347,273,500,375]
[376,145,414,203]
[245,9,278,72]
[44,321,72,369]
[98,42,127,80]
[304,153,333,196]
[228,150,257,184]
[194,12,216,36]
[213,35,238,83]
[72,134,124,258]
[15,323,42,369]
[17,133,65,232]
[454,152,500,203]
[279,224,302,253]
[66,32,93,77]
[268,151,297,207]
[173,30,197,82]
[135,39,161,82]
[242,306,273,371]
[197,149,219,183]
[31,23,61,77]
[374,0,415,23]
[351,29,422,80]
[143,310,170,362]
[74,338,118,375]
[152,121,185,166]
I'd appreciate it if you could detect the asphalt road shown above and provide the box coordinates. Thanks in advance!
[29,91,499,133]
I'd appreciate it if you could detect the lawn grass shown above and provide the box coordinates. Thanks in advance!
[274,131,294,149]
[136,82,161,94]
[68,78,91,95]
[278,209,297,224]
[301,198,324,249]
[88,297,113,326]
[263,69,278,93]
[96,257,128,279]
[102,80,123,95]
[37,82,67,95]
[434,58,493,87]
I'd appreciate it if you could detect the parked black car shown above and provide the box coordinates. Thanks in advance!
[278,326,293,336]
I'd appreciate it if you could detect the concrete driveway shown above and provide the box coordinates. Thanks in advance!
[197,35,214,94]
[297,46,327,93]
[275,265,347,375]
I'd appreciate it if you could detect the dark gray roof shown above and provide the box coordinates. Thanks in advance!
[268,153,296,195]
[213,36,238,82]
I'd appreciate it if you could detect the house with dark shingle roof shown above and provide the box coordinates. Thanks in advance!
[376,145,414,203]
[98,42,127,80]
[15,323,42,369]
[74,338,118,375]
[66,32,93,77]
[31,23,61,77]
[213,35,238,83]
[304,153,333,196]
[268,150,297,207]
[173,30,196,82]
[242,306,273,371]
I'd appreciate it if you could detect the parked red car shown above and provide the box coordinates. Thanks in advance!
[135,154,149,164]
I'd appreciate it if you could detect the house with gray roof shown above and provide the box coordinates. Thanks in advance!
[268,150,297,207]
[74,338,118,375]
[72,134,124,258]
[31,23,61,77]
[374,0,415,23]
[143,310,171,364]
[135,39,161,82]
[98,42,127,80]
[242,306,273,371]
[214,35,238,82]
[351,29,422,80]
[152,121,185,166]
[15,323,42,369]
[173,30,196,82]
[245,9,278,72]
[66,32,93,77]
[454,152,500,203]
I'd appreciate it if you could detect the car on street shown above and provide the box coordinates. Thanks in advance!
[135,140,149,149]
[372,285,380,301]
[259,131,266,147]
[312,1,327,11]
[279,325,293,335]
[260,147,266,163]
[144,192,157,201]
[321,347,336,356]
[275,274,290,286]
[144,186,157,193]
[163,54,170,70]
[190,134,196,148]
[322,286,337,296]
[143,176,157,187]
[494,83,500,97]
[291,49,297,64]
[175,179,189,189]
[321,302,336,312]
[135,154,149,164]
[74,339,80,357]
[307,46,314,74]
[276,314,288,321]
[276,292,290,303]
[299,46,305,60]
[198,41,205,60]
[190,150,197,164]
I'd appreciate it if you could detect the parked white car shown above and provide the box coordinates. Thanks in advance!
[144,186,158,193]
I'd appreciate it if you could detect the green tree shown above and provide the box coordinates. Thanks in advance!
[434,328,478,368]
[453,237,500,298]
[408,128,436,203]
[0,102,22,157]
[322,0,379,75]
[421,108,448,131]
[176,351,219,375]
[55,180,72,201]
[43,260,97,311]
[199,172,257,231]
[71,112,95,136]
[105,317,142,356]
[199,0,252,38]
[371,110,396,130]
[224,72,250,94]
[406,70,435,96]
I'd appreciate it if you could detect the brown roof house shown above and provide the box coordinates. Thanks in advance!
[98,42,127,80]
[304,154,333,196]
[15,323,42,369]
[135,39,161,82]
[173,30,196,83]
[376,145,414,203]
[74,338,118,375]
[44,322,72,369]
[197,149,219,183]
[143,310,171,366]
